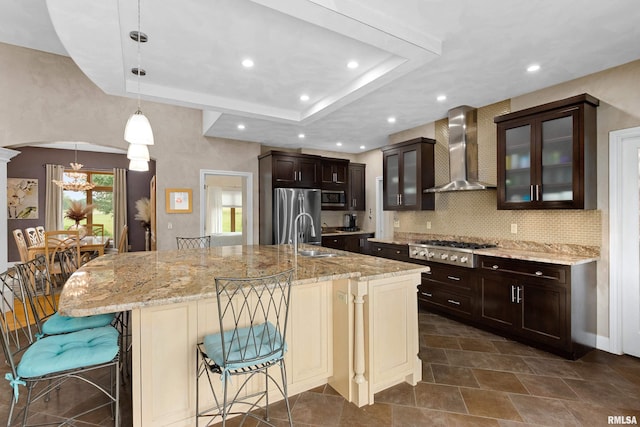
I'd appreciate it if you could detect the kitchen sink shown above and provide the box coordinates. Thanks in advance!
[297,250,340,258]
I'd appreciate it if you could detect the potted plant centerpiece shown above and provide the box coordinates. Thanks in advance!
[65,201,94,237]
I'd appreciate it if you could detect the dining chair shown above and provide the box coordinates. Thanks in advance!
[35,225,45,243]
[87,223,105,239]
[0,267,120,426]
[12,229,30,263]
[196,269,294,426]
[44,230,81,286]
[176,235,211,249]
[16,254,115,338]
[24,227,40,247]
[106,224,128,255]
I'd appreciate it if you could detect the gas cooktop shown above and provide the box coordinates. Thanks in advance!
[409,240,497,268]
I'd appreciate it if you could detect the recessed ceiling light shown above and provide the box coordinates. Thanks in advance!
[237,124,245,130]
[527,64,541,73]
[299,94,310,102]
[336,142,342,147]
[347,61,359,69]
[437,95,447,102]
[360,145,366,150]
[387,117,396,124]
[241,58,254,68]
[298,133,305,139]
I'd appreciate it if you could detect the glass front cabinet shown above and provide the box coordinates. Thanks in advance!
[494,94,599,210]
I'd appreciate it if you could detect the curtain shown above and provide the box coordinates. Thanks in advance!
[207,186,223,234]
[45,164,64,230]
[113,168,127,252]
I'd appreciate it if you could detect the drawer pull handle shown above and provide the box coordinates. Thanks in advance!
[535,271,543,276]
[447,299,461,306]
[492,265,499,270]
[421,292,433,297]
[447,275,461,281]
[377,248,382,251]
[396,250,401,254]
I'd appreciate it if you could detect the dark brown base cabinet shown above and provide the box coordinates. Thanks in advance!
[418,263,475,320]
[369,244,597,359]
[322,233,373,254]
[476,256,596,359]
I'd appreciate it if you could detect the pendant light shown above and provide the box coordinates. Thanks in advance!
[124,0,154,147]
[129,159,149,172]
[52,144,97,191]
[127,143,150,161]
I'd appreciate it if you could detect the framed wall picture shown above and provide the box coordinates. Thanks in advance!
[165,188,192,213]
[8,178,38,219]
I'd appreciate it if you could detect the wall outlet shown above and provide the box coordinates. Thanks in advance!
[394,219,400,228]
[510,223,518,234]
[168,222,173,230]
[426,221,432,229]
[337,291,348,305]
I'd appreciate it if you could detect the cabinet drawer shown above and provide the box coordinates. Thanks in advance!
[422,264,474,292]
[418,284,473,317]
[370,242,409,262]
[322,235,346,250]
[479,256,566,284]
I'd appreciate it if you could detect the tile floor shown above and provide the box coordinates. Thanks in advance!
[2,310,640,426]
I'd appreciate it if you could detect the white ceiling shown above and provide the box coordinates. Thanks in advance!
[1,0,639,153]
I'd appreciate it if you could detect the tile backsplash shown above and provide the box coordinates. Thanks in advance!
[393,99,602,249]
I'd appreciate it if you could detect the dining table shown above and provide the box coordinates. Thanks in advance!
[27,235,110,260]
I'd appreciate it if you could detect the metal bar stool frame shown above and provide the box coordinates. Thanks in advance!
[176,235,211,249]
[196,269,294,427]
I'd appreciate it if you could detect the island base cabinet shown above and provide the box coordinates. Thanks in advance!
[131,274,423,425]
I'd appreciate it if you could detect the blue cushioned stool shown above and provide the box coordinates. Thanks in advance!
[0,268,121,426]
[196,269,294,426]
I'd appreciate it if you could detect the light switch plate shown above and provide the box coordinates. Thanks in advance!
[394,220,400,228]
[510,223,518,234]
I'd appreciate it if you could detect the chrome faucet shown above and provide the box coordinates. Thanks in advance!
[293,212,316,254]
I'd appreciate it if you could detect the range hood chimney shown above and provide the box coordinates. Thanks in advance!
[424,105,496,193]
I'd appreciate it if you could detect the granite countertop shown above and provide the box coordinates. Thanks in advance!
[367,237,598,266]
[322,229,375,237]
[58,244,427,317]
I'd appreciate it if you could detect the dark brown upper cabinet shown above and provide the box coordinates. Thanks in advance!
[494,94,599,210]
[321,158,349,191]
[259,151,321,189]
[381,137,435,211]
[347,163,366,211]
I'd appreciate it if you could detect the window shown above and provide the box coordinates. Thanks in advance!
[62,171,114,237]
[221,189,242,233]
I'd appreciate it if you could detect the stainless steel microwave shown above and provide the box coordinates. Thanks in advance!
[321,190,346,208]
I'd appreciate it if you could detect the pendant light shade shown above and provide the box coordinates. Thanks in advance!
[124,110,154,145]
[127,142,150,161]
[129,159,149,172]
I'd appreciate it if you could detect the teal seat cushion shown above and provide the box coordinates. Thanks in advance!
[203,321,285,370]
[17,326,119,378]
[42,312,115,336]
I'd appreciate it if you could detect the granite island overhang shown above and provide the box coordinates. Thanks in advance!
[59,244,428,426]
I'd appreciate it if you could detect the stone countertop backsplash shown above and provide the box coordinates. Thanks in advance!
[369,231,599,266]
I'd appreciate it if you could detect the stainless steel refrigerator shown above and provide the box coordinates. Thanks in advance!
[272,188,321,245]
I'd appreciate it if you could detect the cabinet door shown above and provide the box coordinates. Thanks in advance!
[401,148,418,208]
[520,280,568,348]
[273,155,298,187]
[538,109,580,207]
[297,157,320,188]
[383,151,400,209]
[348,163,365,210]
[478,272,518,331]
[498,120,534,207]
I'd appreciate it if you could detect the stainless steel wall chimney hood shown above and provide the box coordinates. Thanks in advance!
[424,105,496,193]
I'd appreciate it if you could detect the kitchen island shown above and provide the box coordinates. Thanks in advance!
[58,244,427,426]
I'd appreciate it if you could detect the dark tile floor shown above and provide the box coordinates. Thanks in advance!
[3,310,640,426]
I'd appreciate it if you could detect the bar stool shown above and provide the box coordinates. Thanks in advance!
[196,269,294,426]
[176,235,211,249]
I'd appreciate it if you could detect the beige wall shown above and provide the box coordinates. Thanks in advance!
[0,42,261,250]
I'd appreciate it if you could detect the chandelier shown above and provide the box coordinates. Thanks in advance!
[52,146,96,192]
